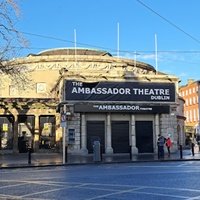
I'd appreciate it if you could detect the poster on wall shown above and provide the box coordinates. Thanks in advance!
[65,80,176,102]
[2,123,8,132]
[68,129,75,143]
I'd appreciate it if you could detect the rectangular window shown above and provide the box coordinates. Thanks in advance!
[193,97,196,104]
[190,98,192,105]
[186,99,188,106]
[9,85,18,96]
[190,110,193,122]
[194,109,196,122]
[36,83,46,93]
[39,115,56,149]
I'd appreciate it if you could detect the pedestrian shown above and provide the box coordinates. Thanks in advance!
[190,137,197,156]
[196,134,200,152]
[165,137,172,157]
[157,134,166,159]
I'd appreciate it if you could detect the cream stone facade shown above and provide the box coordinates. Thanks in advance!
[0,48,185,156]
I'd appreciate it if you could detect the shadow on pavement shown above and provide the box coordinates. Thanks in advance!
[1,149,200,169]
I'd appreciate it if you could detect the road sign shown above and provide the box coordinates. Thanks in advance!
[60,113,67,127]
[61,113,66,122]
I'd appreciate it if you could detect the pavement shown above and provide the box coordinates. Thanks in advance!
[1,148,200,169]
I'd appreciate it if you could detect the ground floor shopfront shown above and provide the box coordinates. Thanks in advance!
[63,80,183,156]
[65,102,181,156]
[81,113,159,155]
[0,114,63,154]
[0,98,62,154]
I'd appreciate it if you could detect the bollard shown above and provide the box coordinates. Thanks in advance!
[179,145,183,159]
[93,141,101,162]
[65,146,68,163]
[129,146,132,160]
[28,148,31,164]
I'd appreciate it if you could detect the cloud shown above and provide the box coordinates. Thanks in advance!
[178,72,187,77]
[122,52,156,61]
[137,54,155,60]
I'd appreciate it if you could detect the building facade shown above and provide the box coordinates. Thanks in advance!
[179,79,200,141]
[0,48,185,155]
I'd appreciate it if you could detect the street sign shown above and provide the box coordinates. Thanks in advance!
[60,113,67,127]
[61,113,66,122]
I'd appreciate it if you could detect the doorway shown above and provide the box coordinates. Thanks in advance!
[111,121,129,153]
[136,121,153,153]
[86,121,105,154]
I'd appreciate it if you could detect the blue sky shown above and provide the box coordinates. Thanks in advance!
[15,0,200,85]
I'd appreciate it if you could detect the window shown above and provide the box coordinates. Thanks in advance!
[193,97,196,104]
[39,115,56,149]
[0,116,14,150]
[189,88,191,94]
[189,98,192,105]
[186,90,188,96]
[36,83,46,93]
[190,110,193,122]
[9,85,18,96]
[185,99,188,106]
[194,109,196,122]
[193,87,195,93]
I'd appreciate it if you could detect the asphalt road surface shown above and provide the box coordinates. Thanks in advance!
[1,161,200,200]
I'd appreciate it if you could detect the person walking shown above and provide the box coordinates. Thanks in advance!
[165,137,172,157]
[191,137,197,156]
[157,134,166,159]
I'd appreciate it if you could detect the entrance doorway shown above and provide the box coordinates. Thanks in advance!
[39,115,56,150]
[0,115,14,150]
[136,121,153,153]
[112,121,129,153]
[18,115,35,153]
[87,121,105,154]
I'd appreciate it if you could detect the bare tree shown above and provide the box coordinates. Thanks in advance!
[0,0,30,87]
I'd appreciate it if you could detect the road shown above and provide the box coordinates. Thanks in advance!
[1,161,200,200]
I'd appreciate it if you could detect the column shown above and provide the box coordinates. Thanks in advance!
[155,114,160,152]
[105,113,113,154]
[80,113,88,154]
[34,114,40,151]
[13,113,18,154]
[131,114,138,154]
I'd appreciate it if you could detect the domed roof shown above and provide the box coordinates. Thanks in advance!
[35,48,112,57]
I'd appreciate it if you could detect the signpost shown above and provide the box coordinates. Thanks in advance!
[61,105,67,164]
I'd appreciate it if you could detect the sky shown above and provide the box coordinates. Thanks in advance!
[14,0,200,86]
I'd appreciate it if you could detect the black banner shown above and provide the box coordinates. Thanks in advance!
[74,103,170,113]
[65,80,175,102]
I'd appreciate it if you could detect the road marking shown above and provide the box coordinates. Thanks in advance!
[0,182,27,189]
[187,195,200,200]
[20,183,89,198]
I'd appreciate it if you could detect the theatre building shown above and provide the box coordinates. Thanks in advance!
[0,48,185,155]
